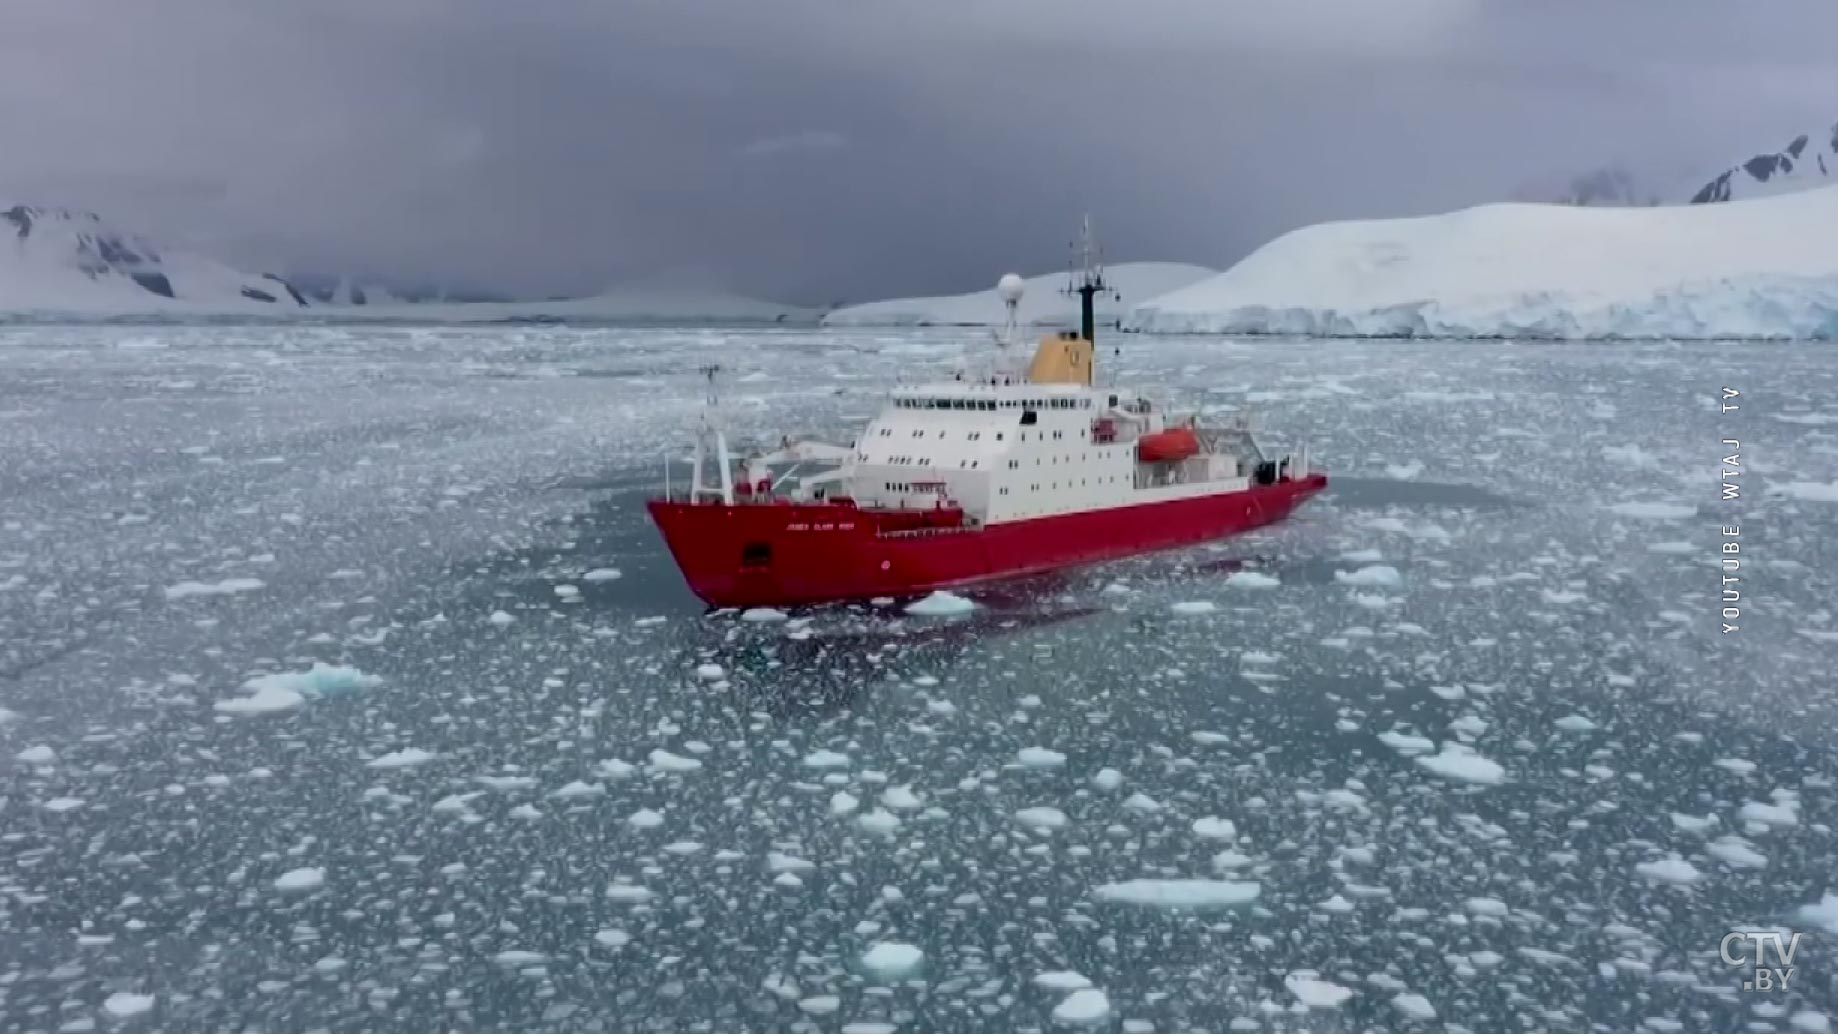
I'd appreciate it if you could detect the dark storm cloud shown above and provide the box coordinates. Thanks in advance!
[4,0,1835,303]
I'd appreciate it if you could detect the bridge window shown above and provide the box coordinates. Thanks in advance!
[1020,409,1038,426]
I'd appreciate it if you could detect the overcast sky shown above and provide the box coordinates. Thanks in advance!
[4,0,1834,303]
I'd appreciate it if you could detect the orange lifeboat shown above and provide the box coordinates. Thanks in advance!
[1136,426,1200,463]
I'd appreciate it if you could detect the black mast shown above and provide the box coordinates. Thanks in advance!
[1065,216,1116,344]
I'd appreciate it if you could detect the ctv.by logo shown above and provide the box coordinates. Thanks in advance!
[1720,929,1801,992]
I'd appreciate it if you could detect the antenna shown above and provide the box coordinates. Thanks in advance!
[1062,215,1120,345]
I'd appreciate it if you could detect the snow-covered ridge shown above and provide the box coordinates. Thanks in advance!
[1127,185,1838,340]
[822,262,1214,328]
[1,204,309,315]
[359,287,818,325]
[1692,121,1838,204]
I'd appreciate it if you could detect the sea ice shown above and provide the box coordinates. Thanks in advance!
[1091,768,1124,790]
[1017,746,1067,768]
[741,607,788,622]
[1191,817,1237,840]
[274,867,325,892]
[216,663,381,716]
[906,591,975,616]
[1334,565,1402,587]
[102,993,156,1018]
[1609,501,1695,520]
[1392,993,1436,1020]
[367,748,437,769]
[1016,806,1070,830]
[1052,989,1112,1025]
[16,744,56,764]
[803,749,850,768]
[163,577,264,600]
[1284,971,1353,1009]
[1035,971,1094,990]
[1796,893,1838,933]
[860,942,924,980]
[648,749,702,772]
[1170,600,1216,615]
[582,567,622,581]
[1093,879,1260,909]
[627,808,664,828]
[1415,743,1505,785]
[1635,857,1703,885]
[1224,571,1280,589]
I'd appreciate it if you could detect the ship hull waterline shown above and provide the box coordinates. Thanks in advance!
[647,473,1327,609]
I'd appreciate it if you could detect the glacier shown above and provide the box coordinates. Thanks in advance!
[822,262,1213,328]
[1,204,309,316]
[1127,185,1838,340]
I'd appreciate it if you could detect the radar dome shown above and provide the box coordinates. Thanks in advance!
[997,273,1026,304]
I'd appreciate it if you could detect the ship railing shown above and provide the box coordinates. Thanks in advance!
[875,524,980,540]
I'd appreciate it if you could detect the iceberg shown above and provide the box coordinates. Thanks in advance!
[1127,186,1838,340]
[823,262,1214,327]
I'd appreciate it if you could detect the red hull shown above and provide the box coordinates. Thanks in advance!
[647,473,1327,608]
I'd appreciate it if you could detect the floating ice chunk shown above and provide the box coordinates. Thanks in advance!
[648,749,702,773]
[1707,835,1767,869]
[1224,571,1280,589]
[1554,715,1598,732]
[1609,501,1695,520]
[769,853,816,874]
[1018,746,1067,769]
[476,774,539,791]
[1465,896,1508,916]
[1122,792,1162,813]
[1334,565,1402,587]
[1797,893,1838,934]
[797,995,841,1016]
[494,949,547,966]
[551,780,604,800]
[627,808,664,829]
[16,744,56,764]
[1448,715,1487,739]
[694,663,725,681]
[593,929,631,948]
[1790,1010,1832,1033]
[163,577,264,600]
[367,748,437,770]
[1635,857,1703,885]
[432,792,483,814]
[488,610,516,626]
[804,749,850,769]
[1053,988,1111,1025]
[217,663,381,716]
[509,803,543,820]
[1714,757,1757,776]
[1093,879,1261,909]
[1212,849,1253,869]
[274,867,325,892]
[1284,971,1353,1009]
[1416,743,1505,785]
[1739,800,1799,828]
[102,993,156,1018]
[1192,817,1237,840]
[1016,806,1070,830]
[858,808,902,834]
[906,591,975,616]
[554,584,580,599]
[741,607,788,622]
[1035,971,1094,990]
[830,791,860,815]
[1378,730,1435,756]
[1385,461,1424,480]
[1392,993,1436,1020]
[1190,731,1230,745]
[1170,600,1216,615]
[43,796,84,813]
[1670,812,1717,834]
[582,567,622,581]
[605,883,653,903]
[1317,894,1354,914]
[842,1024,897,1034]
[882,786,923,810]
[1340,548,1383,562]
[1092,768,1124,791]
[860,942,924,981]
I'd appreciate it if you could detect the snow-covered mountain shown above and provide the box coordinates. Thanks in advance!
[1511,166,1661,207]
[1691,122,1838,203]
[821,262,1215,328]
[361,286,818,324]
[1126,185,1838,340]
[1,205,308,315]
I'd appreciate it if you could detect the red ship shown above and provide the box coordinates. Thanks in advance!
[648,221,1327,608]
